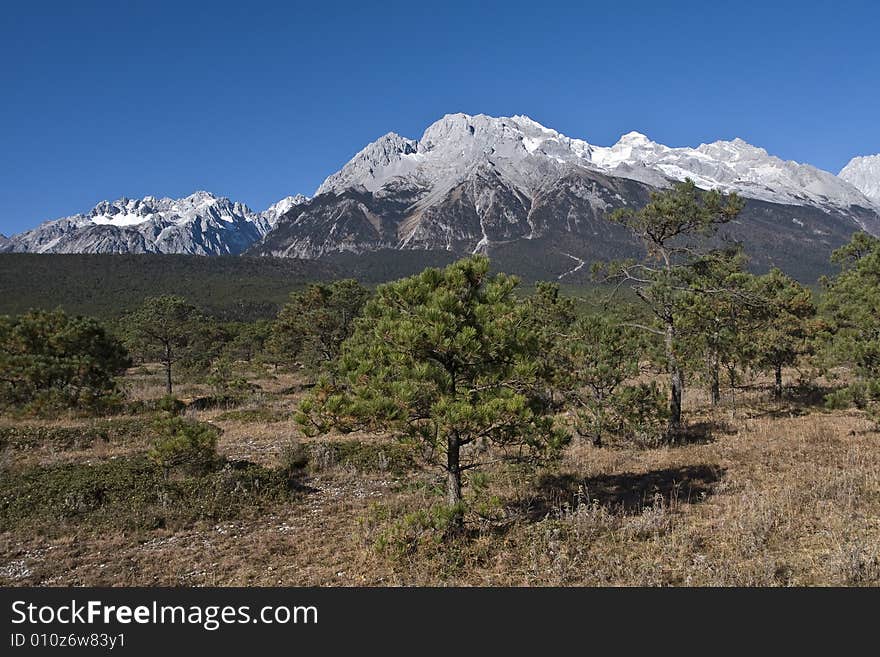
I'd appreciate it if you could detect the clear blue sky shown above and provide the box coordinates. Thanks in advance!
[1,0,878,235]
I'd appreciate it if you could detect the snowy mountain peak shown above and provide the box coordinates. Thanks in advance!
[618,131,652,145]
[840,154,880,204]
[592,132,875,212]
[186,190,216,200]
[696,138,770,161]
[316,112,600,197]
[315,132,418,195]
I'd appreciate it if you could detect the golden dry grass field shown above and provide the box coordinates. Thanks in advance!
[1,365,878,587]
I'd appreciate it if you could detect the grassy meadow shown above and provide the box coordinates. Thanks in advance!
[2,362,877,587]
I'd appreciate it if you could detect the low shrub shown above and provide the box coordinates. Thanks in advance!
[305,440,419,475]
[370,504,461,560]
[148,417,221,477]
[825,381,880,428]
[186,394,248,411]
[123,395,185,416]
[280,439,310,475]
[157,395,186,415]
[0,456,296,534]
[0,417,155,451]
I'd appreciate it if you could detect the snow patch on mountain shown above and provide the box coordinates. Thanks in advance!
[591,135,875,212]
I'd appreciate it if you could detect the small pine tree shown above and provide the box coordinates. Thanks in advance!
[821,232,880,425]
[752,268,816,400]
[560,315,666,446]
[0,309,130,413]
[296,257,568,527]
[148,416,220,478]
[675,247,763,405]
[124,296,203,395]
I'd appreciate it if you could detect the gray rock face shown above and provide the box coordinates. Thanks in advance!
[7,192,274,255]
[317,133,419,195]
[0,234,9,251]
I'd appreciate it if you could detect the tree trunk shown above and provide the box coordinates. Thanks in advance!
[710,350,720,406]
[665,319,683,434]
[446,432,463,529]
[164,345,173,396]
[774,364,783,401]
[728,367,737,410]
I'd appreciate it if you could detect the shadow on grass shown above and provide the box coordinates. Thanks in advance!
[668,420,737,446]
[216,458,322,495]
[739,383,842,420]
[513,464,724,520]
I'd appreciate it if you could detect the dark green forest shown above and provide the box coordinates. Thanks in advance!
[0,251,624,321]
[0,254,338,321]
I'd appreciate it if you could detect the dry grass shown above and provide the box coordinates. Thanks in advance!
[1,366,879,587]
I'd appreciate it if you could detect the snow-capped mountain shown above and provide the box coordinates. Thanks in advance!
[252,113,880,279]
[0,234,9,251]
[840,154,880,205]
[315,113,878,215]
[6,192,285,255]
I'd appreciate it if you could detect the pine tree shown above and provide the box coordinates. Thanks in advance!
[270,279,370,373]
[520,281,577,410]
[820,232,880,425]
[0,309,130,412]
[676,247,762,405]
[752,268,816,400]
[560,314,666,446]
[603,180,744,432]
[124,296,202,395]
[296,257,568,527]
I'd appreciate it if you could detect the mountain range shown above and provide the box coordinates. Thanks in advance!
[4,113,879,281]
[2,191,308,256]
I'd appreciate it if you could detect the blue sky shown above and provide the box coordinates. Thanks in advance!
[1,0,878,235]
